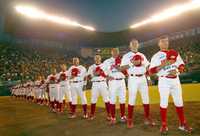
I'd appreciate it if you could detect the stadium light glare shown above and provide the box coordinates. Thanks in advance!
[130,0,200,29]
[15,5,96,31]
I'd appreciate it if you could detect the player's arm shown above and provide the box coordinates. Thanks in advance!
[175,54,185,73]
[149,54,168,75]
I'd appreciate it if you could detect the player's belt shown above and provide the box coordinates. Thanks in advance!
[130,74,144,77]
[70,81,83,83]
[92,80,106,82]
[113,78,123,80]
[161,75,177,79]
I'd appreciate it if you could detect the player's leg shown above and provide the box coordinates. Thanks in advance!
[90,84,99,119]
[118,80,127,122]
[100,83,110,120]
[78,84,88,118]
[58,86,65,112]
[69,85,78,118]
[127,78,138,128]
[171,79,192,132]
[158,79,170,133]
[49,87,55,111]
[109,81,117,124]
[65,85,73,113]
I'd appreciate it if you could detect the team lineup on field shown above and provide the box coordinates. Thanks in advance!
[10,36,193,135]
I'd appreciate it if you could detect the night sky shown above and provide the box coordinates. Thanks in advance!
[14,0,190,32]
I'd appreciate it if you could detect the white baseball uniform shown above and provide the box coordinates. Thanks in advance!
[121,51,150,105]
[68,65,87,105]
[58,71,72,103]
[47,74,59,102]
[103,57,126,104]
[149,51,184,108]
[87,63,109,104]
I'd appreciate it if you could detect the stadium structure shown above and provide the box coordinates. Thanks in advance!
[0,1,200,136]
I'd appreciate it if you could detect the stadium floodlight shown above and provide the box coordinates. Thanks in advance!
[130,0,200,29]
[15,5,96,31]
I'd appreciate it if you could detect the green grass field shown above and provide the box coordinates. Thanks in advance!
[0,83,200,136]
[0,97,200,136]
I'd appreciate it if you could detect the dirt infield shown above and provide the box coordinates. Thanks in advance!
[0,96,200,136]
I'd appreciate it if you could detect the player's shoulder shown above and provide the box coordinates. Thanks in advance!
[123,51,133,58]
[151,51,163,59]
[89,64,95,68]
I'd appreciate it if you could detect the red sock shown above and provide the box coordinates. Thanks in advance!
[68,101,72,109]
[82,104,87,114]
[105,102,110,115]
[120,103,126,117]
[128,104,134,119]
[176,106,186,125]
[143,104,150,118]
[110,104,116,118]
[90,103,96,115]
[71,104,76,113]
[160,107,167,127]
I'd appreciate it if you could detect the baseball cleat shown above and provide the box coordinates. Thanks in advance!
[144,118,156,126]
[160,125,168,134]
[68,114,77,119]
[88,115,95,120]
[83,113,89,119]
[109,117,116,125]
[120,116,127,123]
[106,115,111,121]
[127,119,133,129]
[178,123,192,133]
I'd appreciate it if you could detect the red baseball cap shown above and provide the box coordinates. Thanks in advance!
[167,49,178,61]
[131,54,143,61]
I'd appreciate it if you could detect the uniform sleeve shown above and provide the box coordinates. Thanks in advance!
[102,59,110,76]
[87,66,93,76]
[81,66,87,77]
[175,54,185,72]
[121,54,129,66]
[142,54,150,68]
[67,67,72,78]
[149,54,160,69]
[175,54,185,67]
[149,54,160,74]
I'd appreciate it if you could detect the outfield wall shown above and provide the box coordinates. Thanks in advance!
[86,83,200,107]
[1,84,200,107]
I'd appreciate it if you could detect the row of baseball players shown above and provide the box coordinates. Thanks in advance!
[11,36,192,134]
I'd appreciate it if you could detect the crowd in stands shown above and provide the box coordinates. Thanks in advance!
[0,34,200,83]
[0,44,92,82]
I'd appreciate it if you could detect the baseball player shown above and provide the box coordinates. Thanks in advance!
[58,64,72,113]
[34,75,43,104]
[87,54,110,120]
[39,75,46,105]
[68,57,88,119]
[103,48,127,125]
[149,36,192,134]
[121,39,155,128]
[46,68,59,112]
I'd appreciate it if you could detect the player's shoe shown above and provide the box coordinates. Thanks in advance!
[106,115,111,121]
[120,116,127,123]
[83,113,89,119]
[160,125,168,134]
[127,119,133,129]
[68,113,77,119]
[88,114,95,120]
[178,123,192,133]
[109,117,116,125]
[144,118,156,126]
